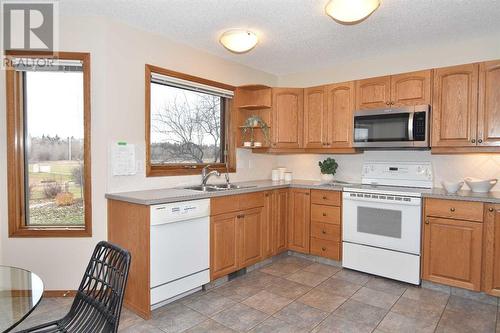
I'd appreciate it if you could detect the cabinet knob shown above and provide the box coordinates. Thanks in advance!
[265,193,269,197]
[450,207,455,212]
[385,101,390,106]
[478,139,483,143]
[489,207,494,212]
[322,230,327,234]
[425,218,430,224]
[322,213,327,217]
[322,247,327,251]
[237,214,245,219]
[322,196,327,200]
[471,139,476,143]
[390,101,395,105]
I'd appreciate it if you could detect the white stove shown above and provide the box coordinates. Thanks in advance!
[342,161,433,285]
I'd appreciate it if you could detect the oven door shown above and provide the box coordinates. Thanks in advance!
[342,192,421,254]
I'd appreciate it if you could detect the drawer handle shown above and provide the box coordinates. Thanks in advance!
[450,207,455,212]
[322,230,327,234]
[489,207,494,212]
[322,213,327,217]
[237,214,245,219]
[322,196,327,200]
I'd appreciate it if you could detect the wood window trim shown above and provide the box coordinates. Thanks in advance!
[145,64,237,177]
[5,51,92,238]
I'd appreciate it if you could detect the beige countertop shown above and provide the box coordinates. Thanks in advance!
[105,179,500,206]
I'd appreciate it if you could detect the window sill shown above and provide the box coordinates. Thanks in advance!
[9,227,92,238]
[147,165,236,177]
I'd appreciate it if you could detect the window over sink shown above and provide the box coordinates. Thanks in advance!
[145,65,236,176]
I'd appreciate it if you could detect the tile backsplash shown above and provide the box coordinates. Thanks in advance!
[275,150,500,191]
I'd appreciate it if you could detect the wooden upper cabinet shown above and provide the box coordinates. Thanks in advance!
[432,63,479,147]
[211,212,239,280]
[238,207,263,268]
[355,76,391,110]
[272,88,304,148]
[478,61,500,147]
[326,82,355,148]
[483,204,500,296]
[422,216,483,291]
[304,86,327,148]
[288,189,310,254]
[391,70,432,107]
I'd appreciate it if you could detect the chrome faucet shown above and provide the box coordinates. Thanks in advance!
[201,165,221,186]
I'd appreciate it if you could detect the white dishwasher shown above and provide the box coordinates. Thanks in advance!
[150,199,210,308]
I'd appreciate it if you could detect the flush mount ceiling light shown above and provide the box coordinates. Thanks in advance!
[325,0,381,24]
[219,29,258,54]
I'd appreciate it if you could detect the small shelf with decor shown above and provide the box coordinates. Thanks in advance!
[234,84,273,148]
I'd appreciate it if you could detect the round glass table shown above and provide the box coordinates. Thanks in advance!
[0,266,44,333]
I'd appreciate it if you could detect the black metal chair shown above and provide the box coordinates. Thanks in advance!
[18,241,131,333]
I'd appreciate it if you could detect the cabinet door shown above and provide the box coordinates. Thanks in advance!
[262,191,274,259]
[272,88,304,148]
[355,76,391,110]
[483,204,500,296]
[422,216,483,291]
[211,212,239,280]
[391,70,432,107]
[238,207,263,268]
[326,82,355,148]
[304,86,327,148]
[275,189,289,253]
[432,64,479,147]
[478,61,500,147]
[288,189,310,254]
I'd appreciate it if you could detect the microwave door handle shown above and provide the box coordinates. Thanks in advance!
[408,113,414,141]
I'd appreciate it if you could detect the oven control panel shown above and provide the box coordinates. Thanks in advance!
[362,161,433,188]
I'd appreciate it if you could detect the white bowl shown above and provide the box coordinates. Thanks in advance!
[441,181,464,194]
[464,177,498,193]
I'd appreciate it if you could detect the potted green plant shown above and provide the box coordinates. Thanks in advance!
[241,115,270,147]
[318,157,338,182]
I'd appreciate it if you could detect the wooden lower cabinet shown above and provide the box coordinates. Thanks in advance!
[483,204,500,296]
[288,189,311,253]
[422,214,483,291]
[275,189,289,253]
[211,212,239,280]
[238,207,263,268]
[309,190,342,261]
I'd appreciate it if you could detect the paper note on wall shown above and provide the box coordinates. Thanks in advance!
[112,142,136,176]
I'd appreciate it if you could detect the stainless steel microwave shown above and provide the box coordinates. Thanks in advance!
[353,104,430,148]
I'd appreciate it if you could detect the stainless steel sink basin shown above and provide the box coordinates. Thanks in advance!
[183,184,257,192]
[183,185,222,192]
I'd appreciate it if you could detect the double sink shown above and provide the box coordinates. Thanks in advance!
[184,184,257,192]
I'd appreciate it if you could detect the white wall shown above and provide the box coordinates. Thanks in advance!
[276,151,500,191]
[0,16,278,290]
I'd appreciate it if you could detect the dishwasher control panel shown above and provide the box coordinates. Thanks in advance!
[150,199,210,225]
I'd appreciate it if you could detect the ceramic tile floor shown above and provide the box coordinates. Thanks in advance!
[13,255,500,333]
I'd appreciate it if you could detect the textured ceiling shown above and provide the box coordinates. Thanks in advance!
[60,0,500,75]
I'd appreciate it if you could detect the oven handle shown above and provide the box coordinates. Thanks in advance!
[408,112,414,141]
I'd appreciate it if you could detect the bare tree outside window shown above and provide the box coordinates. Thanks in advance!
[150,83,225,165]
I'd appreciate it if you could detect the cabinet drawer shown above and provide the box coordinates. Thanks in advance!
[239,192,265,211]
[311,190,341,206]
[425,198,484,222]
[311,222,340,241]
[211,195,240,215]
[211,192,265,216]
[311,204,341,224]
[310,238,341,260]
